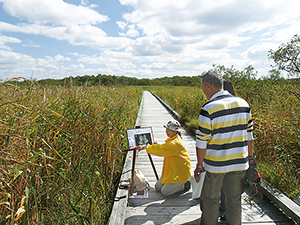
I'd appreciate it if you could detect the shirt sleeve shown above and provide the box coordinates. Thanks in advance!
[247,111,254,141]
[196,108,212,149]
[146,142,178,157]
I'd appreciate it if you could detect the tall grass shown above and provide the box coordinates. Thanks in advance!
[150,81,300,199]
[0,82,142,224]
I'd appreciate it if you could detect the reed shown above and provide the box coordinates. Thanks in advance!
[0,81,142,224]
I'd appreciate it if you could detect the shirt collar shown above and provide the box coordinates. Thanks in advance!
[210,90,230,100]
[166,133,179,142]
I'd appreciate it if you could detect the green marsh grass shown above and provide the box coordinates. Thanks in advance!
[0,82,142,224]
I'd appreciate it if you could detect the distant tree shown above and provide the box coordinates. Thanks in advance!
[210,64,258,81]
[268,69,282,80]
[77,75,94,85]
[99,75,115,86]
[268,34,300,77]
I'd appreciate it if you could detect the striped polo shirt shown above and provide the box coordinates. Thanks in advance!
[196,90,253,173]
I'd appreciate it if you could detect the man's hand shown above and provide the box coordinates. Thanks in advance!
[194,167,204,182]
[195,147,206,182]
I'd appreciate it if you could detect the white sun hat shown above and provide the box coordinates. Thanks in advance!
[163,120,181,132]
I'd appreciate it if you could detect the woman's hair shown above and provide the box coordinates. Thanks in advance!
[177,131,182,138]
[223,79,236,96]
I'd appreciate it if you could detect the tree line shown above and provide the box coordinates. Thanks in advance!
[37,74,203,87]
[13,66,298,88]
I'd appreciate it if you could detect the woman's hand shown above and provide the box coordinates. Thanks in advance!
[136,145,146,151]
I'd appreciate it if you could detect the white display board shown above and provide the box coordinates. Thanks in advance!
[126,127,154,149]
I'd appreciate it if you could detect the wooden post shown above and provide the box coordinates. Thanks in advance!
[148,154,159,180]
[130,149,137,196]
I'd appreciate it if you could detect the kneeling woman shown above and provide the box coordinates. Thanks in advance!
[137,120,192,196]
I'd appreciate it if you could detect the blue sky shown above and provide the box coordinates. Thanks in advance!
[0,0,299,81]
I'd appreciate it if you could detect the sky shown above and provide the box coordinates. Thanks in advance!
[0,0,299,81]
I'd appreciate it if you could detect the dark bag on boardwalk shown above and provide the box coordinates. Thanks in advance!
[245,158,261,183]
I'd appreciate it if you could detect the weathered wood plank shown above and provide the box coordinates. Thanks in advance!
[108,151,132,225]
[258,180,300,224]
[125,204,294,225]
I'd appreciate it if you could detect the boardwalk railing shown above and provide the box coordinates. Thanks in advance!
[258,180,300,224]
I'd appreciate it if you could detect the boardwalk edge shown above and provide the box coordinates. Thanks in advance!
[108,92,145,225]
[257,179,300,224]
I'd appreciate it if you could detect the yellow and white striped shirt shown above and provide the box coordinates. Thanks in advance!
[196,90,253,173]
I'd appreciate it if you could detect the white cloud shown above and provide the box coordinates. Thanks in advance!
[67,52,79,57]
[119,0,137,6]
[0,49,49,80]
[78,51,136,70]
[54,54,71,61]
[271,21,300,43]
[119,24,139,37]
[1,0,108,26]
[0,49,101,80]
[0,34,21,50]
[117,21,127,30]
[120,0,300,41]
[242,42,274,61]
[117,0,300,75]
[0,22,133,50]
[22,42,41,48]
[80,0,88,6]
[142,62,168,70]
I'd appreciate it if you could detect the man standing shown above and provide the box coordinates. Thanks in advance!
[194,71,254,225]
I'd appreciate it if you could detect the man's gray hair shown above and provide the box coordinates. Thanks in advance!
[202,71,223,89]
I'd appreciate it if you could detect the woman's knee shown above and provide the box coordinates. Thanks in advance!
[161,187,172,196]
[161,183,184,196]
[155,178,163,192]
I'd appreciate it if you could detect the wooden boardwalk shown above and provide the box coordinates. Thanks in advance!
[110,91,296,225]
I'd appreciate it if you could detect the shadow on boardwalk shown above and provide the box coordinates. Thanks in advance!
[125,189,200,225]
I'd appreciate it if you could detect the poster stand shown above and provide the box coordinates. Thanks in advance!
[126,126,159,196]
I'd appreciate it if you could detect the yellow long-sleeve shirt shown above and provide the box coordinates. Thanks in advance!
[146,133,192,185]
